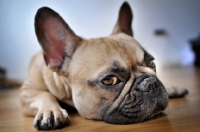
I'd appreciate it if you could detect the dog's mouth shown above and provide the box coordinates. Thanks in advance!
[104,74,169,124]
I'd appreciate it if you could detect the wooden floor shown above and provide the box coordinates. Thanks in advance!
[0,66,200,132]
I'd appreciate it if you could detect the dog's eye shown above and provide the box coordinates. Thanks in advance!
[102,75,120,86]
[149,60,156,71]
[149,60,155,68]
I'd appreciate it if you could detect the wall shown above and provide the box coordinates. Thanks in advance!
[0,0,199,81]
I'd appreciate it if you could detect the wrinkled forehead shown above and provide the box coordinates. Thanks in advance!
[68,33,151,80]
[106,33,145,65]
[79,33,146,69]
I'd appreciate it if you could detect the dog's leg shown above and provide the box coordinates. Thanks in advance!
[20,83,69,130]
[166,87,188,98]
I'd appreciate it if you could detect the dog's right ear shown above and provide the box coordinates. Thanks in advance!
[35,7,82,73]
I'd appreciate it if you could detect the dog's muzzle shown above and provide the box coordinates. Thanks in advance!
[104,74,169,124]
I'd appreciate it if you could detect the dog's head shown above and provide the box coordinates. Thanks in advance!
[35,2,168,124]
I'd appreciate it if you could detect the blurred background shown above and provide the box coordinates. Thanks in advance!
[0,0,200,84]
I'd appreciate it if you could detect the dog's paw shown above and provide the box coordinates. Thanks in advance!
[33,107,69,130]
[166,87,189,98]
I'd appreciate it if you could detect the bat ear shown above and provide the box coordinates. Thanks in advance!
[35,7,82,72]
[112,2,133,37]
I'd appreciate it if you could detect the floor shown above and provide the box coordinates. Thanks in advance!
[0,66,200,132]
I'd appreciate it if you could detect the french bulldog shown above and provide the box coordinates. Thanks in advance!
[20,2,188,130]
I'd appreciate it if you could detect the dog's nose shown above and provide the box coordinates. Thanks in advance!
[133,74,158,92]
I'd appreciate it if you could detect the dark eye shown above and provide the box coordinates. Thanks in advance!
[101,75,120,86]
[149,60,156,71]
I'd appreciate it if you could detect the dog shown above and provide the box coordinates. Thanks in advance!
[20,2,188,130]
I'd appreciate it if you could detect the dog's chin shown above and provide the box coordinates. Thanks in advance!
[104,75,169,124]
[103,106,163,124]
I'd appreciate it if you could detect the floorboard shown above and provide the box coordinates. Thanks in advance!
[0,66,200,131]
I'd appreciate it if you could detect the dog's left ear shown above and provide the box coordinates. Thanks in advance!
[112,2,133,36]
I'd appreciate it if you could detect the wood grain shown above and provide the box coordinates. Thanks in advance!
[0,66,200,132]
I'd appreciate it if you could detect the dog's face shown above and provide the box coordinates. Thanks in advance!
[67,33,168,124]
[35,2,168,124]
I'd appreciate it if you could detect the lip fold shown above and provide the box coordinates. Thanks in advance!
[104,74,169,124]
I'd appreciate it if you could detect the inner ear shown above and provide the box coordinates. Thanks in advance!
[35,7,81,72]
[112,2,133,37]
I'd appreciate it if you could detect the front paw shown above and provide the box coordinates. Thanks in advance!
[33,107,69,130]
[167,87,189,98]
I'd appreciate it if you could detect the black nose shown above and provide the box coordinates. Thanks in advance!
[104,74,168,124]
[133,74,158,92]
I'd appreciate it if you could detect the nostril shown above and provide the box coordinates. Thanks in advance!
[136,77,157,92]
